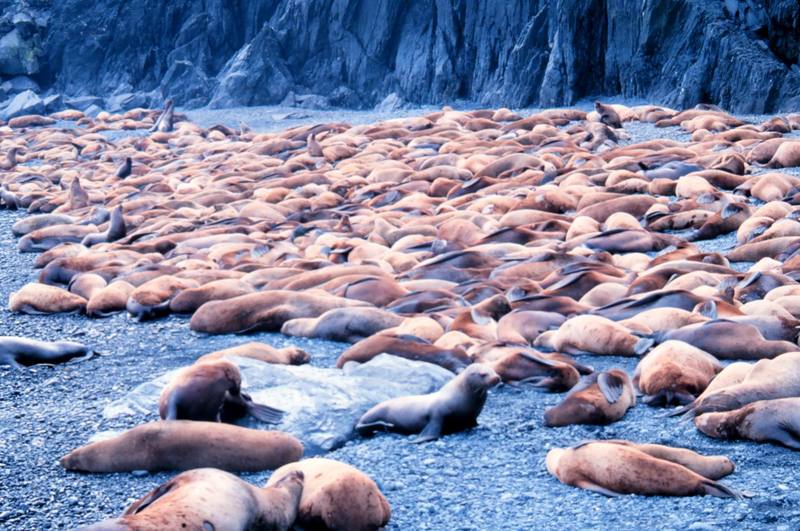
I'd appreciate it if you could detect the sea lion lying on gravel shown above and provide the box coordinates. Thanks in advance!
[544,369,635,426]
[634,340,722,406]
[0,336,94,367]
[695,397,800,449]
[197,341,310,365]
[60,421,302,473]
[356,363,500,442]
[266,458,391,531]
[80,468,304,531]
[546,440,739,498]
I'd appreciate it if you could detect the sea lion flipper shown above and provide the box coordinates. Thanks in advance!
[574,480,621,497]
[597,372,625,404]
[701,479,742,500]
[412,416,443,444]
[124,479,180,515]
[246,401,285,425]
[355,420,396,436]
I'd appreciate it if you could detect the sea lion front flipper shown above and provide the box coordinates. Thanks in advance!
[574,480,621,497]
[355,420,396,436]
[239,392,284,424]
[412,416,443,444]
[124,478,180,515]
[597,371,625,404]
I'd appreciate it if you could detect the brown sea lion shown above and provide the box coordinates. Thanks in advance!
[660,320,796,360]
[695,397,800,449]
[168,278,256,314]
[543,369,635,426]
[496,310,566,344]
[472,347,582,391]
[198,342,310,365]
[337,334,471,372]
[281,307,404,342]
[546,441,738,497]
[356,363,500,442]
[9,283,87,314]
[81,468,304,531]
[266,458,391,531]
[159,360,284,424]
[534,315,653,356]
[86,281,135,317]
[126,275,199,320]
[0,336,94,367]
[60,421,302,473]
[633,340,722,406]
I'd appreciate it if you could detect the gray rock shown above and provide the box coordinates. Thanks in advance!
[105,92,149,113]
[64,96,104,111]
[159,60,210,108]
[83,104,103,117]
[374,92,408,112]
[42,94,63,113]
[0,75,39,95]
[0,28,38,76]
[1,89,43,119]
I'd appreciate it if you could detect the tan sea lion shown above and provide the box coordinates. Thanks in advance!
[695,397,800,449]
[356,363,500,442]
[81,468,304,531]
[543,369,635,426]
[266,458,391,531]
[86,281,135,317]
[60,421,302,473]
[337,333,471,372]
[280,306,404,342]
[660,320,796,360]
[633,340,722,406]
[9,283,86,314]
[198,342,310,365]
[159,360,284,424]
[168,278,256,314]
[546,440,738,497]
[534,315,653,356]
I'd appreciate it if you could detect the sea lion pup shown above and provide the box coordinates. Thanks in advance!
[336,333,471,372]
[60,421,303,473]
[695,397,800,449]
[190,290,368,334]
[8,283,87,314]
[676,351,800,417]
[0,336,93,367]
[280,307,404,343]
[266,458,391,531]
[149,98,174,133]
[168,278,256,314]
[594,101,622,128]
[81,468,305,531]
[81,205,127,246]
[115,157,132,178]
[543,369,635,427]
[159,360,284,424]
[198,342,310,365]
[660,320,796,360]
[86,281,135,317]
[533,315,653,356]
[356,363,500,442]
[546,441,739,498]
[633,341,722,406]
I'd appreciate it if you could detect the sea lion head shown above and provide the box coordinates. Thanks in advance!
[463,363,501,391]
[545,448,565,476]
[283,347,311,365]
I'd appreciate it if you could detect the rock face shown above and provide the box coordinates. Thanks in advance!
[1,0,799,112]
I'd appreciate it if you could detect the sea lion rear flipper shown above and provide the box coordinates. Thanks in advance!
[597,372,625,404]
[701,479,742,500]
[574,480,621,497]
[776,421,800,449]
[246,401,285,424]
[412,416,443,444]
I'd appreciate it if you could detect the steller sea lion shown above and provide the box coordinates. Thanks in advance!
[266,458,391,531]
[280,306,404,343]
[81,468,304,531]
[543,369,635,426]
[546,440,739,498]
[60,421,302,473]
[633,340,722,406]
[659,320,796,360]
[356,363,500,442]
[695,397,800,449]
[9,282,87,314]
[337,333,471,372]
[159,360,284,424]
[534,315,653,356]
[0,336,94,367]
[197,342,310,365]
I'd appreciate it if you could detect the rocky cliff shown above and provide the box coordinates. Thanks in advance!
[0,0,798,115]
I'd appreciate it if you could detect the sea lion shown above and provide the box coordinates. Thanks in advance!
[660,320,796,360]
[543,369,635,426]
[473,347,582,391]
[115,157,132,178]
[546,441,738,497]
[695,397,800,449]
[280,307,404,342]
[86,281,135,317]
[337,334,471,372]
[60,421,302,473]
[9,283,87,314]
[198,342,310,365]
[168,278,256,314]
[0,336,94,367]
[633,340,722,406]
[159,360,284,424]
[533,315,653,356]
[496,309,566,344]
[266,458,391,531]
[81,468,304,531]
[356,363,500,442]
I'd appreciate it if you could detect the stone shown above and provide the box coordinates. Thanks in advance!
[0,28,38,76]
[83,104,103,117]
[64,96,104,111]
[42,94,63,113]
[159,60,210,107]
[1,90,43,120]
[105,92,149,113]
[374,92,408,112]
[0,75,39,95]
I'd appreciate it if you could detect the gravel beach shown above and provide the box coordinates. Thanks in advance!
[2,107,800,530]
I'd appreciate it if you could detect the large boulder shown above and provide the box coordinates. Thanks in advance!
[1,89,43,119]
[160,59,210,107]
[0,75,39,95]
[64,95,104,111]
[0,27,39,76]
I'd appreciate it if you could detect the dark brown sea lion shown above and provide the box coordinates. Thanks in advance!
[266,458,391,531]
[159,360,284,424]
[0,336,94,367]
[660,320,796,360]
[81,468,304,531]
[543,369,635,426]
[60,421,303,473]
[546,441,738,498]
[356,363,500,442]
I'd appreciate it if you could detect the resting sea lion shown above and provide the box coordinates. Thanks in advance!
[198,342,310,365]
[60,421,302,473]
[660,320,796,360]
[337,334,470,372]
[281,307,404,342]
[633,340,722,405]
[695,397,800,449]
[544,369,635,426]
[356,363,500,442]
[534,315,653,356]
[0,336,94,367]
[9,283,86,314]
